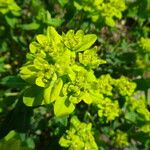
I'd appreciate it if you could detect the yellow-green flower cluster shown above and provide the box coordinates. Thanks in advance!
[112,130,129,148]
[139,37,150,53]
[59,116,98,150]
[74,0,126,26]
[126,93,150,121]
[94,74,137,122]
[115,76,136,96]
[97,74,114,96]
[136,37,150,70]
[79,47,106,69]
[97,97,120,122]
[20,27,103,88]
[125,93,150,133]
[97,74,136,97]
[136,54,148,70]
[140,124,150,133]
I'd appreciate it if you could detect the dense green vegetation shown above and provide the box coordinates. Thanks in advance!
[0,0,150,149]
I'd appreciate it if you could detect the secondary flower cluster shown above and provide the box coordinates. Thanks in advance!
[96,74,136,122]
[136,37,150,70]
[139,37,150,53]
[125,92,150,133]
[74,0,126,26]
[97,74,136,97]
[0,0,21,16]
[59,116,98,150]
[112,130,129,147]
[97,97,120,122]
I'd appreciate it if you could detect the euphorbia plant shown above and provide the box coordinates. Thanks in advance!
[19,26,150,149]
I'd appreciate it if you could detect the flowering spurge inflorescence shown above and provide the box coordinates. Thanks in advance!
[59,116,98,150]
[74,0,126,27]
[112,130,129,148]
[97,74,137,97]
[97,97,120,122]
[95,75,136,122]
[97,74,114,96]
[115,76,136,96]
[136,37,150,70]
[139,37,150,53]
[20,26,106,116]
[125,92,150,133]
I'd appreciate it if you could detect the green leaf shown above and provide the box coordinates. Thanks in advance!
[0,131,21,150]
[58,0,68,7]
[50,78,63,102]
[77,34,97,51]
[47,26,62,43]
[43,83,53,104]
[46,18,64,27]
[29,42,38,53]
[20,65,37,83]
[0,57,6,72]
[4,130,16,141]
[5,16,18,28]
[74,1,83,10]
[20,23,40,30]
[105,17,115,27]
[53,116,68,127]
[36,35,48,45]
[43,74,57,104]
[35,76,46,87]
[80,92,93,104]
[0,76,27,88]
[134,78,150,90]
[54,96,75,116]
[23,86,44,107]
[125,111,138,123]
[3,139,20,150]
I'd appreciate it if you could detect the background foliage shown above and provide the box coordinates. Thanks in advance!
[0,0,150,150]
